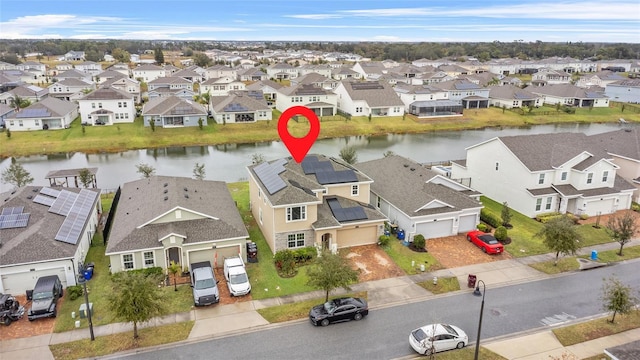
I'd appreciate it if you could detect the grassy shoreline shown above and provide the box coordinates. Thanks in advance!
[2,105,638,158]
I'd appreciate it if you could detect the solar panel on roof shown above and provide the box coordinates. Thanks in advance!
[40,187,61,198]
[16,108,51,118]
[454,82,478,90]
[513,92,533,100]
[54,189,98,245]
[0,212,30,229]
[49,190,78,216]
[585,91,601,98]
[316,169,358,185]
[351,82,384,90]
[33,194,56,207]
[254,161,287,195]
[326,198,368,222]
[1,206,24,215]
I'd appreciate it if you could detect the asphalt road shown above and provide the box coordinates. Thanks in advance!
[118,261,640,360]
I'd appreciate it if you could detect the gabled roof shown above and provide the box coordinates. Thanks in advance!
[9,97,76,119]
[56,69,88,79]
[142,95,206,116]
[106,176,248,254]
[149,76,192,85]
[433,79,482,91]
[489,85,539,100]
[212,91,270,113]
[7,84,48,97]
[527,84,608,99]
[353,155,481,217]
[589,128,640,161]
[0,186,100,266]
[279,83,333,96]
[338,80,404,107]
[50,78,92,87]
[80,87,133,101]
[133,64,164,71]
[172,69,201,79]
[245,79,284,91]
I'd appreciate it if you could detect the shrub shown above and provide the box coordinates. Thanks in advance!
[477,223,489,232]
[378,234,391,247]
[579,213,589,220]
[535,212,562,223]
[494,226,508,242]
[274,249,296,276]
[117,266,164,279]
[66,285,83,300]
[632,202,640,212]
[293,246,317,264]
[413,234,426,249]
[480,209,501,228]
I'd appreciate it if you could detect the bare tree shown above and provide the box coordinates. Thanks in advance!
[135,163,156,178]
[1,162,34,188]
[607,211,639,256]
[192,162,205,180]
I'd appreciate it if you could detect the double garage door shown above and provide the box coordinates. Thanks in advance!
[188,245,241,268]
[416,219,454,239]
[1,267,68,295]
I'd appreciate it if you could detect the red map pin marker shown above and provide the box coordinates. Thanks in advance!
[278,105,320,163]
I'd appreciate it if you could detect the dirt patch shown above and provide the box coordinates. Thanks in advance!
[426,234,513,269]
[344,244,406,282]
[213,268,252,306]
[578,209,640,236]
[0,294,58,340]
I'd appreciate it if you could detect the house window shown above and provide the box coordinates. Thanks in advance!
[286,205,306,222]
[98,103,102,108]
[259,208,263,224]
[535,198,542,211]
[258,188,261,198]
[587,172,593,184]
[35,120,39,126]
[355,107,362,113]
[602,171,609,182]
[287,233,305,248]
[351,185,359,196]
[118,102,122,108]
[495,162,499,171]
[123,102,127,108]
[538,174,545,185]
[143,251,155,268]
[561,172,567,181]
[18,120,23,127]
[122,254,134,270]
[92,103,95,109]
[376,195,381,208]
[545,197,553,210]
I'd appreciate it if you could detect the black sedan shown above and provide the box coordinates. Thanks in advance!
[309,297,369,326]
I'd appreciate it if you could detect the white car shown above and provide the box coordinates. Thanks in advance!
[409,323,468,356]
[223,257,251,296]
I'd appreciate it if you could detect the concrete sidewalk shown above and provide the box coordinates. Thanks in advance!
[2,239,639,359]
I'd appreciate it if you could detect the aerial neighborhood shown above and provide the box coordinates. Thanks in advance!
[1,44,640,358]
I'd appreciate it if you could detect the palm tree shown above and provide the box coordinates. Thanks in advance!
[9,95,30,112]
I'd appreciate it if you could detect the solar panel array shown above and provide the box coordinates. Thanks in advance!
[301,156,358,184]
[326,198,368,222]
[55,189,98,245]
[40,187,61,198]
[585,91,601,99]
[351,82,384,90]
[254,160,287,195]
[246,91,264,100]
[16,108,51,118]
[0,207,30,229]
[513,92,533,100]
[49,190,78,216]
[223,103,249,112]
[33,194,56,206]
[454,82,479,90]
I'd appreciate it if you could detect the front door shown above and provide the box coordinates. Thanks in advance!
[167,247,181,267]
[321,233,331,251]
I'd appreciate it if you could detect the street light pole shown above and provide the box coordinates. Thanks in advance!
[78,275,95,341]
[473,279,486,360]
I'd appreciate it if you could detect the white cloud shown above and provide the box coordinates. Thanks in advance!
[284,14,342,20]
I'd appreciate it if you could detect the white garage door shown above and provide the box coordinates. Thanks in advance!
[1,267,67,295]
[585,199,616,216]
[458,214,478,233]
[416,219,454,239]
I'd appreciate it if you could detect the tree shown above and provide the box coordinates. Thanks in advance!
[9,95,30,112]
[383,150,395,157]
[5,128,10,138]
[135,163,156,178]
[251,153,265,165]
[1,162,34,188]
[607,211,639,256]
[601,276,638,323]
[501,202,512,227]
[111,48,131,63]
[193,162,205,180]
[154,47,165,64]
[149,119,156,132]
[537,215,581,265]
[197,118,204,130]
[306,250,360,302]
[168,261,181,291]
[192,52,213,68]
[78,168,93,188]
[108,271,167,339]
[339,145,358,164]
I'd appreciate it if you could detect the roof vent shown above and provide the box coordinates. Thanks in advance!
[164,196,168,201]
[410,168,415,171]
[183,187,188,192]
[403,164,409,168]
[27,195,32,199]
[164,183,168,187]
[32,188,39,192]
[184,194,189,199]
[164,189,168,194]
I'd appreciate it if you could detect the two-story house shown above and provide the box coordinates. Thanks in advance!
[432,80,490,109]
[450,132,635,218]
[247,155,387,254]
[200,76,246,97]
[394,83,459,116]
[333,80,405,117]
[275,83,337,117]
[75,61,103,76]
[531,69,572,86]
[78,87,136,125]
[147,77,195,100]
[48,78,95,101]
[204,64,237,81]
[132,64,166,82]
[102,75,141,103]
[266,62,298,80]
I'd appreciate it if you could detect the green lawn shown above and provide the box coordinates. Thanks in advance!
[2,106,637,157]
[49,321,193,360]
[553,310,640,346]
[256,291,367,323]
[382,238,444,274]
[416,276,460,294]
[480,197,614,258]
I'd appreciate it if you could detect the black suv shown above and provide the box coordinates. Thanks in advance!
[27,275,63,321]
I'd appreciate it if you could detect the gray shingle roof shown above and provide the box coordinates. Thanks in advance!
[489,85,539,100]
[526,84,608,99]
[0,186,100,266]
[143,95,206,116]
[8,97,76,119]
[353,155,482,217]
[589,128,640,161]
[339,80,404,107]
[106,176,248,254]
[212,92,269,113]
[81,87,133,100]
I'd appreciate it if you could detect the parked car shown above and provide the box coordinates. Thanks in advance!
[223,256,251,296]
[190,261,220,306]
[27,275,63,321]
[466,230,504,254]
[409,323,468,356]
[309,297,368,326]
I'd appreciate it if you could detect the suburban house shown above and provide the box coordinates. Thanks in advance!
[353,155,482,242]
[352,61,387,80]
[275,83,338,116]
[605,79,640,103]
[247,155,387,254]
[576,71,626,88]
[237,67,268,82]
[5,97,78,131]
[531,69,572,86]
[59,51,85,61]
[333,80,405,117]
[102,75,141,103]
[488,85,542,109]
[298,64,333,78]
[142,95,207,128]
[204,64,237,81]
[48,78,95,101]
[78,87,136,125]
[589,128,640,203]
[51,62,74,76]
[105,176,249,272]
[0,103,15,128]
[0,186,101,293]
[200,76,246,97]
[331,66,362,81]
[132,64,166,82]
[54,69,93,84]
[95,70,127,84]
[75,61,103,76]
[16,61,46,80]
[266,62,298,80]
[172,68,203,83]
[0,84,49,105]
[246,79,284,106]
[210,91,272,124]
[105,63,131,77]
[437,64,470,77]
[432,80,490,109]
[291,72,338,90]
[148,76,195,100]
[450,132,635,218]
[394,83,460,116]
[526,84,610,108]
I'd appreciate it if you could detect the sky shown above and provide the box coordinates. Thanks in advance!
[0,0,639,43]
